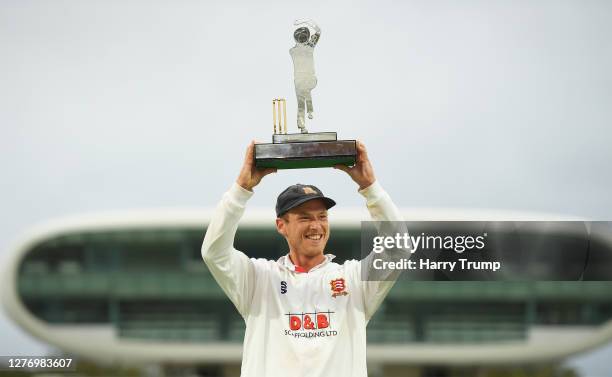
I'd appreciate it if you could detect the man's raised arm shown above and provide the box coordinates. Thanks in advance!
[335,141,407,320]
[334,140,402,223]
[201,142,276,318]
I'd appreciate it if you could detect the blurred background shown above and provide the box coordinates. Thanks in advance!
[1,0,611,376]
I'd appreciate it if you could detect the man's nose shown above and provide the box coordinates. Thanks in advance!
[309,219,323,229]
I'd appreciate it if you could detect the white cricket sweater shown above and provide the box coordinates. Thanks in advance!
[201,181,404,377]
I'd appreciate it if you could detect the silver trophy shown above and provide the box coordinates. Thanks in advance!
[254,20,356,169]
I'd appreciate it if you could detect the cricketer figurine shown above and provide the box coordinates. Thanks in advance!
[290,20,321,133]
[201,141,404,377]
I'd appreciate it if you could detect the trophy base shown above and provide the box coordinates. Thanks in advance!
[255,138,357,170]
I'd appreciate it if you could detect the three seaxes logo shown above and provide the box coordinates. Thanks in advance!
[330,278,348,298]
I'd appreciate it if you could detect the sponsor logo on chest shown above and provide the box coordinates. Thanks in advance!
[276,276,348,339]
[286,310,333,330]
[283,310,338,339]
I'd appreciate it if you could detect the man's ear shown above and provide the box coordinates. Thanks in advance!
[276,217,286,237]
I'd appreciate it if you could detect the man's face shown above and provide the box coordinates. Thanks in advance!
[276,199,330,257]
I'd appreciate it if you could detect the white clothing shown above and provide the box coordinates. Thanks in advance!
[201,181,404,377]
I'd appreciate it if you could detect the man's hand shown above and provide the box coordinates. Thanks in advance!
[333,140,376,190]
[236,141,277,191]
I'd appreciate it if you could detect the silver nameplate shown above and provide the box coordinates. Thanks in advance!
[273,132,337,144]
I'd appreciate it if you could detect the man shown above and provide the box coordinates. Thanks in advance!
[201,140,403,377]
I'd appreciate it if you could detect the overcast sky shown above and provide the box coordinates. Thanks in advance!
[1,0,611,374]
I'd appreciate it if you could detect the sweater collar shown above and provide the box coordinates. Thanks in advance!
[277,253,336,273]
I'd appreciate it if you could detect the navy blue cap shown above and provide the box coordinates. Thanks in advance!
[276,184,336,217]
